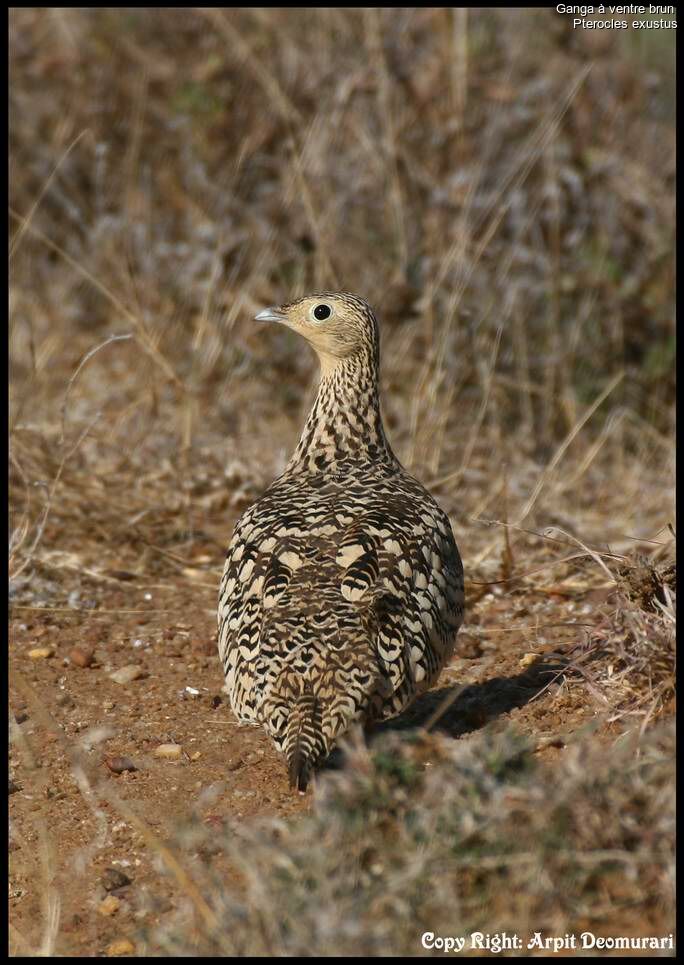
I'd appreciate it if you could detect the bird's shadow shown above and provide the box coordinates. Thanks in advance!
[320,655,568,775]
[375,655,567,738]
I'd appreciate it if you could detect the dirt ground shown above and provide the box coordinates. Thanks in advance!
[9,543,624,956]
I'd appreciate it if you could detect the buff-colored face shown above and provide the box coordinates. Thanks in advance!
[255,293,375,370]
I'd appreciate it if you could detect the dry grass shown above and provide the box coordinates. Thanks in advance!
[595,555,676,723]
[9,7,675,957]
[150,721,675,956]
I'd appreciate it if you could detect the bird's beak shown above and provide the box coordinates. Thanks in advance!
[255,306,287,323]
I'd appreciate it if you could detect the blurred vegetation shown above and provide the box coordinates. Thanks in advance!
[9,8,675,470]
[154,721,675,955]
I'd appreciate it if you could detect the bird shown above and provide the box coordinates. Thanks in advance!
[218,292,464,790]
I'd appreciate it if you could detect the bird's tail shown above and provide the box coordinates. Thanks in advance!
[285,686,324,792]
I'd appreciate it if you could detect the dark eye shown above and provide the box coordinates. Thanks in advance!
[313,303,331,321]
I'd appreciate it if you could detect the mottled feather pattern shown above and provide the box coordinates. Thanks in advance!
[218,293,464,788]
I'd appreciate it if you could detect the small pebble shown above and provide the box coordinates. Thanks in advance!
[28,646,54,660]
[98,895,120,916]
[106,570,137,582]
[55,692,74,708]
[106,938,136,956]
[154,743,183,760]
[14,710,29,724]
[109,665,145,685]
[104,756,138,774]
[102,867,132,891]
[69,645,94,668]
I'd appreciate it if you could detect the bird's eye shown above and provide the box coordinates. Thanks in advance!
[313,304,331,321]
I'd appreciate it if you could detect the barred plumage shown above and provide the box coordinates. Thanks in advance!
[218,293,464,789]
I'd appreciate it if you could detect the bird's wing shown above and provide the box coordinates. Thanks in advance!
[218,492,336,721]
[217,502,282,721]
[333,505,464,719]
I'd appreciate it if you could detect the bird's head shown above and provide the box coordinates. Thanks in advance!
[255,292,378,375]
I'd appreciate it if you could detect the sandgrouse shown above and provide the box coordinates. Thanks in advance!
[218,293,464,790]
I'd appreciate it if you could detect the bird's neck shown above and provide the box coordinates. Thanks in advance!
[284,347,397,476]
